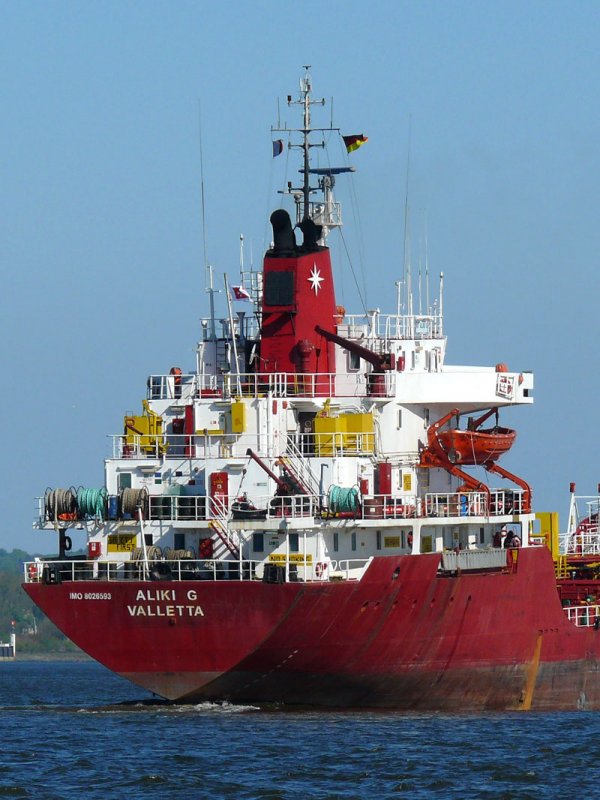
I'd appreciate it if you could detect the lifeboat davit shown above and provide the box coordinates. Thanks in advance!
[436,425,516,465]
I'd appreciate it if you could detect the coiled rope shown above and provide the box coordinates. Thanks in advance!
[328,485,360,514]
[45,488,77,521]
[120,487,149,518]
[76,487,108,520]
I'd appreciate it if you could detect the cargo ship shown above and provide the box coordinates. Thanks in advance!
[23,70,600,710]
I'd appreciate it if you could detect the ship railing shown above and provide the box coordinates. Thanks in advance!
[562,530,600,556]
[144,371,397,401]
[296,199,343,229]
[199,311,262,342]
[424,492,489,518]
[34,486,525,531]
[147,372,201,401]
[288,431,377,458]
[564,604,600,628]
[340,312,443,342]
[23,557,371,585]
[425,490,525,518]
[334,558,373,581]
[111,431,282,460]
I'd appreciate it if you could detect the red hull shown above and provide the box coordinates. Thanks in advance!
[23,548,600,710]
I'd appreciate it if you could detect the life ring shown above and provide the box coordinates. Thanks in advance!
[28,563,38,581]
[315,562,327,578]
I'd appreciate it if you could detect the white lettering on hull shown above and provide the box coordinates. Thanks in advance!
[68,587,203,617]
[126,604,204,617]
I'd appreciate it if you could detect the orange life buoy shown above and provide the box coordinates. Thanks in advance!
[315,562,327,578]
[28,563,37,581]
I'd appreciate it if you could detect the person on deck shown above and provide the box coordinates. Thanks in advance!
[503,529,515,548]
[493,526,508,548]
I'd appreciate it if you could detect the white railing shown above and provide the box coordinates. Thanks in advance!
[145,370,397,402]
[279,444,324,496]
[23,557,370,585]
[335,558,373,581]
[111,429,381,460]
[425,492,487,518]
[341,312,443,342]
[564,604,600,628]
[563,529,600,555]
[35,486,524,531]
[424,490,525,518]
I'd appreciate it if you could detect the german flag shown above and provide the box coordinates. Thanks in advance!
[343,134,368,153]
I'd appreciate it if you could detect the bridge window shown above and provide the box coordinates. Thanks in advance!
[252,533,264,553]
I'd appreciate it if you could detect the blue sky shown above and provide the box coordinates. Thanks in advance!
[2,1,599,552]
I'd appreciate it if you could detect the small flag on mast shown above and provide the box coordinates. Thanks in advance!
[272,139,284,157]
[342,134,368,153]
[232,285,251,301]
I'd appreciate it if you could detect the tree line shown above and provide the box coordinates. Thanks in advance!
[0,549,81,654]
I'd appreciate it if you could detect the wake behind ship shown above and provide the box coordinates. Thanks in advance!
[23,70,600,710]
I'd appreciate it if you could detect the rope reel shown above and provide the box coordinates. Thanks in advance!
[76,487,108,520]
[328,485,360,514]
[45,487,77,522]
[120,487,149,519]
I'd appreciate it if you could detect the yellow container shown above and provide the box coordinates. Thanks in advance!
[342,412,374,453]
[314,416,346,456]
[231,400,246,433]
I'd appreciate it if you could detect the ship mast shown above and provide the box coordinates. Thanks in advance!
[273,66,354,241]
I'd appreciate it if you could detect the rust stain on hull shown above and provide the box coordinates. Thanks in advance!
[519,633,543,711]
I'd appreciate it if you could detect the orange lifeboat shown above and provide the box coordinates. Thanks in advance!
[436,425,516,465]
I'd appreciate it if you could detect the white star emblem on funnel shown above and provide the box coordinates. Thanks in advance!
[308,264,324,295]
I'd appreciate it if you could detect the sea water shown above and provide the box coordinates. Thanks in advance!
[0,660,598,799]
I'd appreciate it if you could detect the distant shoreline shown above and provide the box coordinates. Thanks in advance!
[15,652,92,662]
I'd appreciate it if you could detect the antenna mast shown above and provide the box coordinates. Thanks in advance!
[272,67,354,242]
[198,99,217,340]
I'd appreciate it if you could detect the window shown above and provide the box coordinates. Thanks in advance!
[376,531,381,550]
[397,409,402,429]
[174,533,185,550]
[252,533,264,553]
[289,533,299,553]
[333,532,339,552]
[144,533,152,547]
[348,350,361,371]
[264,271,294,306]
[118,472,132,490]
[351,532,357,552]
